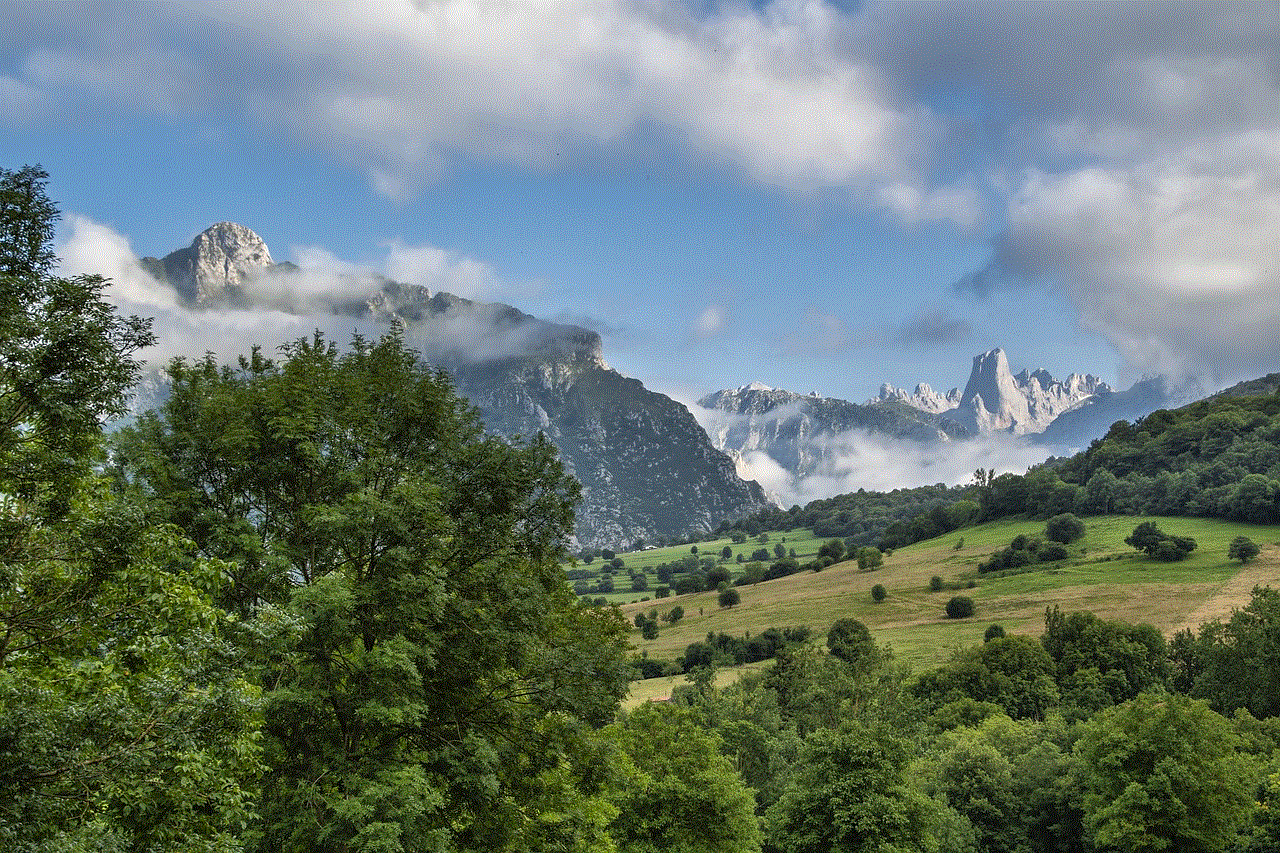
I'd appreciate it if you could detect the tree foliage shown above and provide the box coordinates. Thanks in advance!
[0,165,258,851]
[606,703,763,853]
[1074,694,1255,853]
[1229,535,1261,563]
[114,331,632,851]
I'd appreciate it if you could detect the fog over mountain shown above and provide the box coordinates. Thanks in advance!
[86,220,768,549]
[695,348,1196,507]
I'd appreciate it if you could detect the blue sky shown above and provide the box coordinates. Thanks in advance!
[2,1,1277,406]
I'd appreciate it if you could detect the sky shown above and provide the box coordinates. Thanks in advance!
[2,1,1278,409]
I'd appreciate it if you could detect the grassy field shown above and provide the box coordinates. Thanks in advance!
[615,515,1280,702]
[564,529,832,606]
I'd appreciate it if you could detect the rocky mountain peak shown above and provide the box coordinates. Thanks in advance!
[148,222,275,306]
[954,348,1110,434]
[872,381,961,414]
[875,348,1111,436]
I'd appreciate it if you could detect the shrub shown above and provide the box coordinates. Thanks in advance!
[930,576,944,592]
[871,583,886,603]
[1126,521,1197,561]
[857,547,883,571]
[1036,541,1069,562]
[1229,536,1260,563]
[1044,513,1086,544]
[984,624,1005,642]
[946,596,975,619]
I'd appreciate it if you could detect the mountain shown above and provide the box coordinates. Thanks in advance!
[1033,376,1203,452]
[139,222,284,306]
[872,382,961,414]
[694,383,969,503]
[133,223,769,548]
[895,348,1110,436]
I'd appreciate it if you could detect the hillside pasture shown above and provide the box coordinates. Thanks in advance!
[617,516,1280,686]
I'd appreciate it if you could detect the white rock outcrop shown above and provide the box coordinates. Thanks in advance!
[162,222,274,305]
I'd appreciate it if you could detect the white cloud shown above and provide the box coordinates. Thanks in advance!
[693,398,1053,506]
[744,430,1052,506]
[7,1,965,222]
[694,304,727,338]
[381,240,510,301]
[58,215,177,310]
[987,130,1280,384]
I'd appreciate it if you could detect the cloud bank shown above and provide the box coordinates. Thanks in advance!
[10,1,968,223]
[57,215,550,368]
[735,428,1050,508]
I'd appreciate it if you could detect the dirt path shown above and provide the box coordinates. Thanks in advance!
[1172,545,1280,634]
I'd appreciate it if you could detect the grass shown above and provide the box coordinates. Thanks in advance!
[564,528,833,606]
[614,515,1280,702]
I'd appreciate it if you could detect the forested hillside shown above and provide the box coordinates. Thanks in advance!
[716,387,1280,559]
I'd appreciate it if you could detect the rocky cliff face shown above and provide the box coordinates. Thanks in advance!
[872,382,962,414]
[140,222,277,306]
[880,348,1110,436]
[695,383,968,497]
[133,223,768,548]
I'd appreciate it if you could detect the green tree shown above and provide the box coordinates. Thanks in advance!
[1074,694,1255,853]
[826,618,882,674]
[606,703,762,853]
[912,636,1059,721]
[114,332,632,852]
[0,165,154,518]
[871,583,887,603]
[1125,521,1196,561]
[1043,513,1085,544]
[857,546,883,570]
[0,165,259,851]
[918,714,1076,853]
[1230,535,1261,563]
[1041,607,1169,710]
[947,596,975,619]
[1188,586,1280,718]
[818,538,847,563]
[765,720,973,853]
[719,587,742,608]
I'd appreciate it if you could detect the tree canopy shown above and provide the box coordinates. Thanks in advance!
[114,331,633,850]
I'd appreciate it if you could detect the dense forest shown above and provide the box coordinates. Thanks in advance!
[7,165,1280,852]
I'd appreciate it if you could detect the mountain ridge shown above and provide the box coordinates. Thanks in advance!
[132,222,770,548]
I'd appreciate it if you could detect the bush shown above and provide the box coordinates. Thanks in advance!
[871,583,886,603]
[945,596,975,619]
[930,576,944,592]
[1036,541,1069,562]
[984,624,1005,642]
[705,566,730,590]
[1229,536,1260,563]
[718,587,741,608]
[1126,521,1197,561]
[1044,513,1086,544]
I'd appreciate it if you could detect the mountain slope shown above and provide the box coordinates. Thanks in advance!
[696,383,967,495]
[133,223,769,548]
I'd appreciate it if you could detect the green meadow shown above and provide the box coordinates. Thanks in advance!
[614,515,1280,702]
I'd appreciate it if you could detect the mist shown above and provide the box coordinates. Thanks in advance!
[691,403,1053,507]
